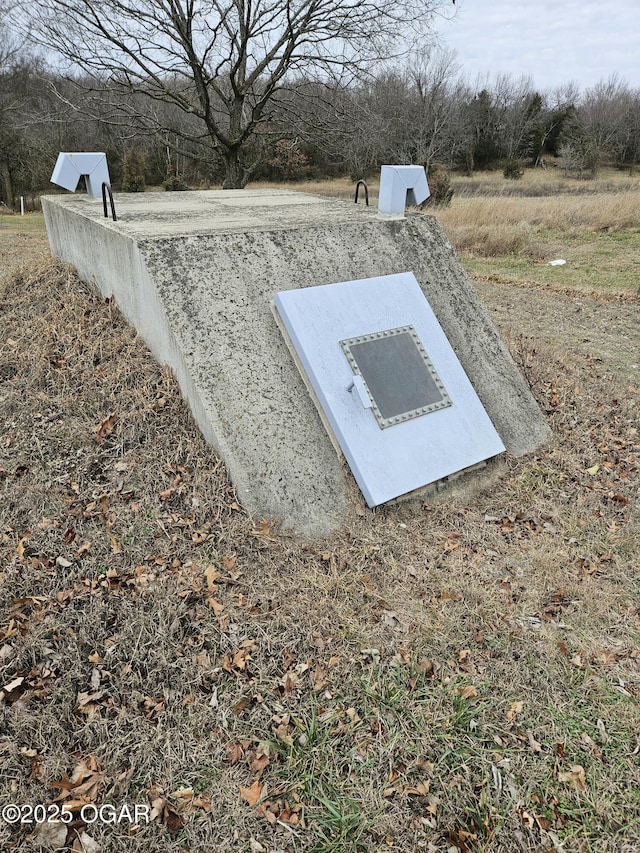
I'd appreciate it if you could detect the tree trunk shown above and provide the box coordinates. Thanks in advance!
[0,157,14,211]
[221,148,248,189]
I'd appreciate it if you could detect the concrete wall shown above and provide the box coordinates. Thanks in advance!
[42,191,550,536]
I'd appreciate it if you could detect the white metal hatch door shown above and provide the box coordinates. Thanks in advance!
[274,272,505,507]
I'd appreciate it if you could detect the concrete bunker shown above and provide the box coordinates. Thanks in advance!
[42,188,550,536]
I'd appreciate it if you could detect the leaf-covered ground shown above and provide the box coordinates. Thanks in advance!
[0,227,639,853]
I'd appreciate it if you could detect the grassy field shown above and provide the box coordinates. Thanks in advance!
[436,172,640,298]
[0,212,46,233]
[0,173,639,852]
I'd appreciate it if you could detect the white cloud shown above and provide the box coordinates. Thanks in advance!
[437,0,640,91]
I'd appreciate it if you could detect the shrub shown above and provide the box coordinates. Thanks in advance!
[162,166,189,191]
[503,159,524,180]
[426,167,454,207]
[266,139,310,181]
[121,150,146,192]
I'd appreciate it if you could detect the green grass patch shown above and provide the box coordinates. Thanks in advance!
[242,655,640,850]
[455,227,640,296]
[0,211,46,233]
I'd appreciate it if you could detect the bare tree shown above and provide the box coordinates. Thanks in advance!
[25,0,450,188]
[405,48,461,172]
[1,2,32,207]
[559,76,632,177]
[613,89,640,174]
[309,49,461,181]
[490,73,538,163]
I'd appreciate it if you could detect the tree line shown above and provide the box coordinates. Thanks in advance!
[1,0,640,209]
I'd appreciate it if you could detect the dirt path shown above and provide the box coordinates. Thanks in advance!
[474,277,639,381]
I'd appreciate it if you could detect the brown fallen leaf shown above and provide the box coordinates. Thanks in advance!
[206,597,225,616]
[439,590,460,603]
[49,773,77,794]
[278,801,302,825]
[75,690,109,718]
[506,700,525,722]
[247,743,271,777]
[233,697,253,716]
[232,648,251,670]
[2,675,25,697]
[279,671,298,696]
[50,756,104,805]
[74,540,92,558]
[250,519,278,541]
[527,730,542,753]
[94,412,117,443]
[72,831,100,853]
[445,827,478,853]
[274,721,294,746]
[255,801,278,825]
[534,813,552,831]
[192,794,211,811]
[164,804,185,833]
[170,787,212,814]
[558,764,586,789]
[404,780,430,797]
[608,493,628,506]
[519,810,535,829]
[240,778,267,807]
[172,787,195,802]
[416,658,435,680]
[148,789,185,833]
[204,564,221,591]
[224,742,245,764]
[458,684,478,700]
[310,663,329,692]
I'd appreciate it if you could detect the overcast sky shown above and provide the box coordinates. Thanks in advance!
[434,0,640,93]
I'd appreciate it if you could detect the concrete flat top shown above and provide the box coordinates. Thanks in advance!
[41,189,379,239]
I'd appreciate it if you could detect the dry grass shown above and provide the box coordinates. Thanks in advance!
[438,191,640,235]
[429,172,640,296]
[0,201,639,853]
[247,178,358,200]
[0,214,49,280]
[435,192,640,254]
[448,166,640,198]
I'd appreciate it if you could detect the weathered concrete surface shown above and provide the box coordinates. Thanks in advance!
[42,189,550,536]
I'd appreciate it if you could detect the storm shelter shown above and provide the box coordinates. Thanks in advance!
[274,273,505,507]
[42,189,550,535]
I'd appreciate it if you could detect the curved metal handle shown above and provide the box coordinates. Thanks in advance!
[102,182,117,221]
[354,180,369,206]
[346,374,372,408]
